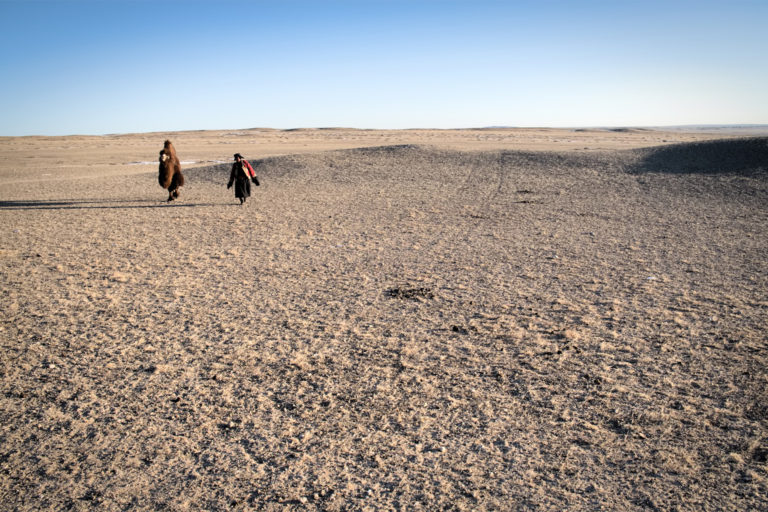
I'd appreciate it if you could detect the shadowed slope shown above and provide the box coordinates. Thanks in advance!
[185,144,622,187]
[186,137,768,188]
[628,137,768,175]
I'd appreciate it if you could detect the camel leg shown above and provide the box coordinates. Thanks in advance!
[168,174,181,201]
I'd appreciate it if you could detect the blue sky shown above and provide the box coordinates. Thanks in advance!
[0,0,766,135]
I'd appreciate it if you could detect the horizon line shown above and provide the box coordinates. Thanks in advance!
[3,123,768,138]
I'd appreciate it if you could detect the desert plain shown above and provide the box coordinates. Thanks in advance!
[1,127,767,510]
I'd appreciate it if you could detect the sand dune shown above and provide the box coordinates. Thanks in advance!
[1,132,766,510]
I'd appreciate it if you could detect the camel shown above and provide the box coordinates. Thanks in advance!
[158,140,185,201]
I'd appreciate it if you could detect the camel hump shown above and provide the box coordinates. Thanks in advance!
[163,140,177,158]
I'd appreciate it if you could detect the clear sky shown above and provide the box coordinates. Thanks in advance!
[1,0,766,135]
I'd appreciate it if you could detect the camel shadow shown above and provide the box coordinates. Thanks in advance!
[0,199,223,210]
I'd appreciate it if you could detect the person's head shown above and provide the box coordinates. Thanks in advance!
[234,153,243,161]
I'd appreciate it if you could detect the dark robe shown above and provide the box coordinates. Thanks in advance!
[228,161,251,199]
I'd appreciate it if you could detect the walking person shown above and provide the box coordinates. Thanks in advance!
[227,153,259,204]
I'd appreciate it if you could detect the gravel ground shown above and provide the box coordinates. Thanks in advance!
[1,134,767,511]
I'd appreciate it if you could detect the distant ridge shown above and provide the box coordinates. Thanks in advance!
[655,124,768,130]
[647,124,768,136]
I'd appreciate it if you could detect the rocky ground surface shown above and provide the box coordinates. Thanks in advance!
[1,130,766,510]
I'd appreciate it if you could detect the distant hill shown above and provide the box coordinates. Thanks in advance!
[646,125,768,135]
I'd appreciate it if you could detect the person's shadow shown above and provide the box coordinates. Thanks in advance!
[0,199,223,210]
